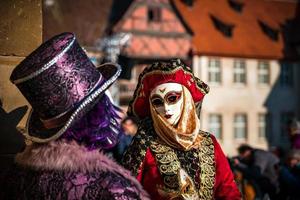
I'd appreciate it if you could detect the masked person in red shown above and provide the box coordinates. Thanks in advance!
[122,59,241,200]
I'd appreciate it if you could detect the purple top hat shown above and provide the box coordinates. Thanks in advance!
[10,32,121,143]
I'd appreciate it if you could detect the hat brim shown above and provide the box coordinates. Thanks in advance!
[24,63,121,143]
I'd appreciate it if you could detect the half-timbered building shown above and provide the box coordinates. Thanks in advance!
[111,0,193,107]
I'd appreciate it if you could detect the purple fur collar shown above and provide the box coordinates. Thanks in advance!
[15,140,148,198]
[16,140,125,173]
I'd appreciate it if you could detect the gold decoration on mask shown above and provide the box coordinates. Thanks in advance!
[159,87,166,93]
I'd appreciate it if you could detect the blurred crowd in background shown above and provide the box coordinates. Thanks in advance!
[222,118,299,200]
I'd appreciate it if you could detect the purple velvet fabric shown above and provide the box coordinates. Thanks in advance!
[11,32,102,120]
[61,94,123,150]
[0,165,144,200]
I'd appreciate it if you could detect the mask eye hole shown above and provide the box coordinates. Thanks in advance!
[166,91,182,104]
[151,95,164,107]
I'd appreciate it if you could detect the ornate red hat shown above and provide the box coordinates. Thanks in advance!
[127,59,209,119]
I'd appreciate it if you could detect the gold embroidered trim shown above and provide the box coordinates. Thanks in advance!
[157,169,200,200]
[198,131,215,200]
[150,131,215,200]
[150,142,181,188]
[122,121,152,176]
[122,119,215,199]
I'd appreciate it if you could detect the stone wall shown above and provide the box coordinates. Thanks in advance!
[0,0,42,170]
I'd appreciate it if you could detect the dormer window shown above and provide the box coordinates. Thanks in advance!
[181,0,195,7]
[210,15,235,38]
[258,20,279,41]
[148,7,161,22]
[228,0,244,13]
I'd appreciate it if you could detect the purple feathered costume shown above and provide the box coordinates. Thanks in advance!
[0,33,149,200]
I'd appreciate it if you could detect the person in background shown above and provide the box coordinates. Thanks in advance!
[113,116,138,161]
[288,119,300,150]
[0,32,148,200]
[270,146,285,164]
[278,150,300,199]
[234,144,280,199]
[122,116,138,136]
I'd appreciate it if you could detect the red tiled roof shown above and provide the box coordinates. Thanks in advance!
[174,0,300,59]
[43,0,113,47]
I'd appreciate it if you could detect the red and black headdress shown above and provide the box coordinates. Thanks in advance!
[127,59,209,119]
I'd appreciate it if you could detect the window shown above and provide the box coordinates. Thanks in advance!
[233,60,246,84]
[258,114,266,138]
[258,20,279,41]
[210,15,235,38]
[234,114,247,139]
[208,58,221,84]
[228,0,244,13]
[209,114,222,139]
[148,7,161,22]
[280,63,294,87]
[257,61,270,84]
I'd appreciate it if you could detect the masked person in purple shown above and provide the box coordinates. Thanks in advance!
[0,32,149,200]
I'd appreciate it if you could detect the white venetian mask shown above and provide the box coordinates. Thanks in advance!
[150,83,183,126]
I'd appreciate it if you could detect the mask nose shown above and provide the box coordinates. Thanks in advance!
[163,103,172,115]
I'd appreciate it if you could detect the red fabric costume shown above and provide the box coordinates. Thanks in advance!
[135,135,240,200]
